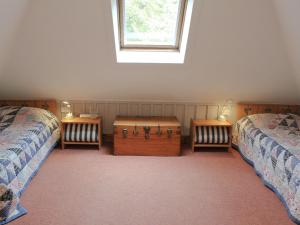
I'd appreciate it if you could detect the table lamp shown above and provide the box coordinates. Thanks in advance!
[219,99,233,121]
[61,101,73,119]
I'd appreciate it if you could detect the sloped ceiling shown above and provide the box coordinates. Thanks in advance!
[273,0,300,95]
[0,0,299,103]
[0,0,29,77]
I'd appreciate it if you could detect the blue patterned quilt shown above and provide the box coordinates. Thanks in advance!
[233,113,300,224]
[0,106,60,224]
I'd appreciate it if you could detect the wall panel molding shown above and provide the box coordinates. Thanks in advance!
[64,100,230,135]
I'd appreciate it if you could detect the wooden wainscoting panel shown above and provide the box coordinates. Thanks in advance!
[174,104,185,126]
[105,103,119,134]
[207,105,219,119]
[152,104,163,116]
[129,103,139,116]
[85,103,98,114]
[97,103,106,118]
[141,104,152,116]
[119,103,129,116]
[183,105,196,135]
[196,105,207,119]
[73,103,86,116]
[164,104,175,116]
[62,101,221,135]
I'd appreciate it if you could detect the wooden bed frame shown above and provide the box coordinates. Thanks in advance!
[0,99,58,116]
[237,103,300,120]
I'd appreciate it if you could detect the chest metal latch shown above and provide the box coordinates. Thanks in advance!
[122,128,128,138]
[144,126,151,139]
[133,125,139,136]
[167,128,173,138]
[156,125,162,136]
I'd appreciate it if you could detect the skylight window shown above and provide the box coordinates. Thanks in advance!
[121,0,185,49]
[111,0,194,63]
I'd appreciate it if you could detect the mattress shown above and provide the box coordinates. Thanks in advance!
[0,106,60,224]
[233,113,300,224]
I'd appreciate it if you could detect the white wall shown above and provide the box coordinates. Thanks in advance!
[273,0,300,94]
[0,0,299,103]
[0,0,29,77]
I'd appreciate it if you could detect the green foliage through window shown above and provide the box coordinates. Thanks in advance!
[123,0,181,46]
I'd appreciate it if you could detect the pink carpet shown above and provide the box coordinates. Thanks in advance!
[11,146,294,225]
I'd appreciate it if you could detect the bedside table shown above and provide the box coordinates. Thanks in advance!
[61,117,102,150]
[190,119,232,151]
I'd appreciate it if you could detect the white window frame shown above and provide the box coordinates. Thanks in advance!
[111,0,194,63]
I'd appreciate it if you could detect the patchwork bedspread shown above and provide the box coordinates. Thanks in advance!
[0,106,60,224]
[233,113,300,224]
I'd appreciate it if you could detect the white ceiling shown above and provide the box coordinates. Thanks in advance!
[0,0,299,103]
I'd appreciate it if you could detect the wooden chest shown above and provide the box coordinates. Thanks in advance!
[113,116,181,156]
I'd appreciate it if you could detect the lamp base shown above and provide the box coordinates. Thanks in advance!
[65,112,73,119]
[218,114,227,121]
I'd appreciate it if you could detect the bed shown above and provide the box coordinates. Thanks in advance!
[233,104,300,224]
[0,100,60,224]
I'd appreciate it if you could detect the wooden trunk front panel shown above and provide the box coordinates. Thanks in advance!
[113,117,181,156]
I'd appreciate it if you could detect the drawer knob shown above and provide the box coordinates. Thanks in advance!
[122,128,128,138]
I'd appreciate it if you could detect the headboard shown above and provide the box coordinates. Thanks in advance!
[237,103,300,120]
[0,99,58,117]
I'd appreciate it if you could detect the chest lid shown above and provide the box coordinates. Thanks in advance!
[113,116,180,127]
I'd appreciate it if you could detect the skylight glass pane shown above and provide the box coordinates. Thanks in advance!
[123,0,181,47]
